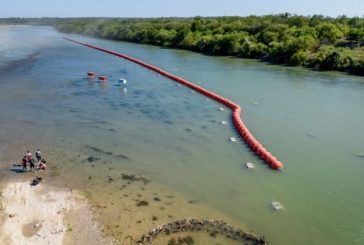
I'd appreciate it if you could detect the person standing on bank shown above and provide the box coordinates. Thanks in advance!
[26,150,32,161]
[35,149,41,162]
[22,156,27,171]
[29,158,35,172]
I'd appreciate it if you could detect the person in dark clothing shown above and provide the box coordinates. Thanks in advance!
[29,158,35,172]
[22,156,27,170]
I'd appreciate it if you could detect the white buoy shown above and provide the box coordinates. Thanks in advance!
[246,162,254,169]
[271,201,284,210]
[221,121,227,125]
[230,137,237,142]
[119,78,127,84]
[219,108,225,111]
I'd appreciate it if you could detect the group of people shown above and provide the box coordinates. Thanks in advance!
[21,149,47,172]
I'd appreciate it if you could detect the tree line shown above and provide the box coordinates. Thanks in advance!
[3,15,364,75]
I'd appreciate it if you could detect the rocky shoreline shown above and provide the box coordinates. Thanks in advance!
[138,218,267,245]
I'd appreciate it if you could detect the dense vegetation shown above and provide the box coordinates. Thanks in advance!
[55,15,364,76]
[3,15,364,75]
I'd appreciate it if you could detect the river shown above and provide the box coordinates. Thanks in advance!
[0,25,364,245]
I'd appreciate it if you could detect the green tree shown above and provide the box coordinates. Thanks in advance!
[320,51,341,70]
[317,23,344,44]
[289,50,309,65]
[347,28,364,42]
[191,16,204,32]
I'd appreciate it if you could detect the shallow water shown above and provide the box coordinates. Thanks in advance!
[1,26,364,245]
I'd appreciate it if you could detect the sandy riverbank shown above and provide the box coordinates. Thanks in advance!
[0,180,114,245]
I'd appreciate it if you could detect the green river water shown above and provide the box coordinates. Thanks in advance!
[0,25,364,245]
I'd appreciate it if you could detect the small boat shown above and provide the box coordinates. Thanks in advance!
[219,107,225,111]
[221,121,227,125]
[119,78,127,84]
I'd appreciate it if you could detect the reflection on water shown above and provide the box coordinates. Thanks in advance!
[1,26,364,245]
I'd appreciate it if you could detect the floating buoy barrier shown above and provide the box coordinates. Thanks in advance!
[246,162,255,169]
[64,37,284,170]
[87,71,96,78]
[98,75,108,81]
[119,78,127,84]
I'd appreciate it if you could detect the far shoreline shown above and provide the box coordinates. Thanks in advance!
[2,15,364,77]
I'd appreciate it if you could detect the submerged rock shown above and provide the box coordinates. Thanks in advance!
[85,145,130,160]
[121,173,149,184]
[153,197,161,202]
[136,200,149,207]
[87,156,100,162]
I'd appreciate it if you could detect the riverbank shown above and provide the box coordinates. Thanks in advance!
[0,180,114,245]
[0,173,267,245]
